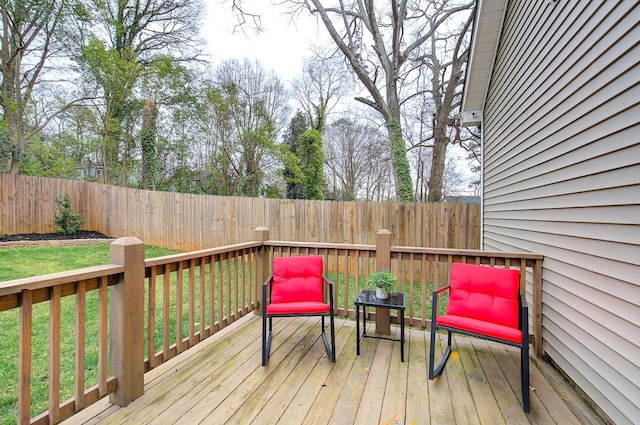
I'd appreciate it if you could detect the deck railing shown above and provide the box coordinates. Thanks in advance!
[0,228,542,424]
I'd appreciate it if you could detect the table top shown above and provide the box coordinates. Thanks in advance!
[354,289,405,309]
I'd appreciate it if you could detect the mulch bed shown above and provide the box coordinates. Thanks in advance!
[0,230,111,242]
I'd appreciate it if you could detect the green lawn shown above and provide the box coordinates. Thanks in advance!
[0,244,178,282]
[0,244,181,425]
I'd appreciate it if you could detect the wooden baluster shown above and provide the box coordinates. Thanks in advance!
[75,281,87,410]
[18,289,32,424]
[50,285,61,423]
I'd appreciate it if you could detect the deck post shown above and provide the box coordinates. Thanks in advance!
[255,227,270,315]
[109,237,145,406]
[375,229,392,335]
[532,258,544,357]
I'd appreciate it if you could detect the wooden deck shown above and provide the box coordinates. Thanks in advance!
[64,315,603,425]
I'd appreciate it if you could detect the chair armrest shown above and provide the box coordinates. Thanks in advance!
[435,284,451,295]
[519,293,529,334]
[322,276,335,308]
[262,276,273,310]
[431,285,451,325]
[519,294,528,310]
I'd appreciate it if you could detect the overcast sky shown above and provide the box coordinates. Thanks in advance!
[202,1,325,82]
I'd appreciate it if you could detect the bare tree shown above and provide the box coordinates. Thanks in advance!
[414,6,474,201]
[291,49,349,134]
[79,0,204,61]
[407,7,477,203]
[193,59,290,196]
[278,0,473,202]
[0,0,65,173]
[324,116,391,200]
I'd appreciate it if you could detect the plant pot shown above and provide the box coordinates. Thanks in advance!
[376,287,389,299]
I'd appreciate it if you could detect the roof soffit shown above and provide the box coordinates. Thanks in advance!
[461,0,508,125]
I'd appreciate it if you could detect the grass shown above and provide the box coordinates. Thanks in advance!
[0,244,177,282]
[0,243,181,425]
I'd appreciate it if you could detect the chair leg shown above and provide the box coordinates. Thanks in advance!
[522,338,530,413]
[429,329,452,380]
[321,316,336,363]
[429,327,435,378]
[262,316,272,367]
[520,295,530,413]
[262,283,270,366]
[330,314,336,362]
[262,313,267,366]
[429,290,451,379]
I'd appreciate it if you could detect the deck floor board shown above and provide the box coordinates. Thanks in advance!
[62,314,605,425]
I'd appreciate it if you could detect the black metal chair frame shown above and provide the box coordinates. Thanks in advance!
[262,275,336,367]
[428,285,530,413]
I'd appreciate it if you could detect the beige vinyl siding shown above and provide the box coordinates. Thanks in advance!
[479,1,640,424]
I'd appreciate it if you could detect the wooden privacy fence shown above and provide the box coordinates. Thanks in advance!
[0,228,542,424]
[0,174,480,251]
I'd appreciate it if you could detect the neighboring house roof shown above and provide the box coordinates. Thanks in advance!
[461,0,508,126]
[444,196,480,204]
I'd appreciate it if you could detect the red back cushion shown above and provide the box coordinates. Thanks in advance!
[271,256,324,304]
[446,263,520,329]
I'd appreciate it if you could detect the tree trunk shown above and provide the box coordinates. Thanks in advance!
[385,82,415,202]
[427,112,449,202]
[2,24,24,174]
[385,118,415,202]
[140,95,157,190]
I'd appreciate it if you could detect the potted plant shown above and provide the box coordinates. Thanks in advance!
[368,269,398,299]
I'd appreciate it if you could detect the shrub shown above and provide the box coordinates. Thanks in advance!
[54,194,85,235]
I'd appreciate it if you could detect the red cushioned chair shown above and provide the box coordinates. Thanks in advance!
[262,255,336,366]
[429,262,530,413]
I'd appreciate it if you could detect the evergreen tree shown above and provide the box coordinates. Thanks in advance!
[298,129,325,200]
[283,111,309,199]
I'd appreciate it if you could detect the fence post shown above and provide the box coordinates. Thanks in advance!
[255,227,270,315]
[376,229,392,334]
[109,237,145,406]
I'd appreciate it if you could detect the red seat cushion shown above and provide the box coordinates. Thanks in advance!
[437,315,522,343]
[439,263,521,342]
[267,301,330,315]
[268,256,327,313]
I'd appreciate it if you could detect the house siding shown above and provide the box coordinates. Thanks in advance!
[480,1,640,424]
